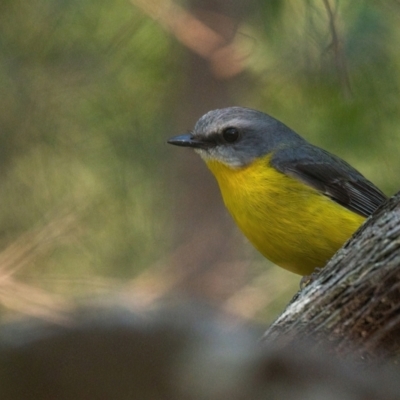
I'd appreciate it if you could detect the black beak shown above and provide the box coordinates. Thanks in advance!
[167,134,212,149]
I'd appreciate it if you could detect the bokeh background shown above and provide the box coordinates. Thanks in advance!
[0,0,399,324]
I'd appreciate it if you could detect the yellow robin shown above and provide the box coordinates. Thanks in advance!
[168,107,387,275]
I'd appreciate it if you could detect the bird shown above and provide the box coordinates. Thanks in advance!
[167,107,387,276]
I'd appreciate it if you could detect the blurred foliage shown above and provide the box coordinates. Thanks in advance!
[0,0,175,280]
[0,0,399,323]
[245,1,400,194]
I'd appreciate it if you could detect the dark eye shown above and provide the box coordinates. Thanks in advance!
[222,127,240,143]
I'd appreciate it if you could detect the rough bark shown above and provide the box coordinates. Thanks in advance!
[262,191,400,362]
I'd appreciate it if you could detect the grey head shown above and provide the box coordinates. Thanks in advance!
[168,107,304,168]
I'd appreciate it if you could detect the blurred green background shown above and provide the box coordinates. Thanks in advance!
[0,0,399,323]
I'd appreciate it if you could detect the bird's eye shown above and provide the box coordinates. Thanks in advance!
[222,127,240,143]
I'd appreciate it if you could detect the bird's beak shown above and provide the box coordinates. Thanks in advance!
[167,134,211,149]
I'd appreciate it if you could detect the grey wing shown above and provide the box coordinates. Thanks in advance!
[272,145,387,217]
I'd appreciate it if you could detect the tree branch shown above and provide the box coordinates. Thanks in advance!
[263,191,400,362]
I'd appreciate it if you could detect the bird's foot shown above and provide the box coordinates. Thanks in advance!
[300,267,323,289]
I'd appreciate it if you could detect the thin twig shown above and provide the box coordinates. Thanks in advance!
[322,0,352,98]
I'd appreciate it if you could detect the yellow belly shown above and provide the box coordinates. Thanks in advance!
[205,156,365,275]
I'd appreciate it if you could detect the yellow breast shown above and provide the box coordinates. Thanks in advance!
[205,155,365,275]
